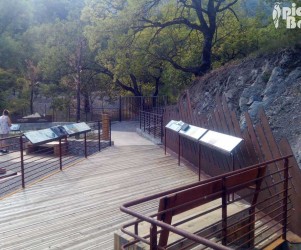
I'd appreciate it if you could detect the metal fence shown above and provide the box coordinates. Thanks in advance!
[139,111,164,142]
[0,121,111,197]
[47,96,168,122]
[120,155,292,249]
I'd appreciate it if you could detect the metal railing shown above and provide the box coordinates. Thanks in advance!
[139,111,164,142]
[120,155,293,249]
[48,96,168,122]
[0,121,111,197]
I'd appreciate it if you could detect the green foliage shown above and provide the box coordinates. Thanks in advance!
[0,0,300,111]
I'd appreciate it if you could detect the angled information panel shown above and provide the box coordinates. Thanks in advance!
[73,122,91,132]
[166,120,187,132]
[62,124,79,135]
[179,125,208,141]
[63,122,91,136]
[199,130,243,154]
[50,126,68,138]
[24,128,58,145]
[10,124,20,131]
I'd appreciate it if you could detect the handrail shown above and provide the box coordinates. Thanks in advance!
[122,155,292,208]
[0,121,112,197]
[120,155,293,249]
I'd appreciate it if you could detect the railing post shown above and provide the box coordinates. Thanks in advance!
[164,128,167,155]
[98,121,101,151]
[282,157,289,240]
[119,96,122,122]
[143,112,146,132]
[84,132,87,158]
[134,221,139,235]
[59,138,62,170]
[150,224,158,250]
[178,133,181,166]
[161,116,163,143]
[20,136,25,189]
[109,119,112,146]
[148,112,150,134]
[198,143,201,181]
[222,177,228,246]
[154,114,156,138]
[140,111,142,129]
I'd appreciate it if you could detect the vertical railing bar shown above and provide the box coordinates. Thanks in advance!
[59,138,62,170]
[198,143,201,181]
[134,222,139,235]
[144,112,146,132]
[154,114,156,138]
[148,112,150,134]
[98,121,101,151]
[222,176,227,246]
[282,157,289,240]
[161,115,163,143]
[20,135,25,189]
[150,224,158,250]
[84,132,87,158]
[109,119,112,146]
[164,127,167,155]
[178,133,181,166]
[140,111,142,129]
[119,96,122,122]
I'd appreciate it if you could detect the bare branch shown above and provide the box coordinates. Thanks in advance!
[228,7,240,22]
[134,17,203,33]
[217,0,239,12]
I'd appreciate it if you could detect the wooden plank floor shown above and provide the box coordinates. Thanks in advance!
[0,122,198,250]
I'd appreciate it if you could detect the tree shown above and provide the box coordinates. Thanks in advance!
[82,0,170,97]
[25,60,40,114]
[131,0,239,76]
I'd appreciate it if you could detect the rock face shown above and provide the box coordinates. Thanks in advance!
[188,48,301,168]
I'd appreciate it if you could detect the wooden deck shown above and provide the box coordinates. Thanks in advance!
[0,122,198,250]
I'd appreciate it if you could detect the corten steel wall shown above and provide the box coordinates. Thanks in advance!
[163,92,301,236]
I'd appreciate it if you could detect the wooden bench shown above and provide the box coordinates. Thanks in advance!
[156,165,267,248]
[26,140,68,156]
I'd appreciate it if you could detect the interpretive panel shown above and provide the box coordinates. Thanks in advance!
[50,126,68,137]
[179,125,208,141]
[63,124,80,135]
[199,130,243,154]
[166,120,186,132]
[73,122,91,133]
[63,122,91,135]
[10,124,20,131]
[24,128,58,145]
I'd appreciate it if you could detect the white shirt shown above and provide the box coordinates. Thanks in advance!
[0,115,10,134]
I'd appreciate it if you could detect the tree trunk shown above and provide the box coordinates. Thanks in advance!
[84,92,90,113]
[152,76,160,108]
[30,83,34,114]
[76,79,81,122]
[198,32,214,76]
[75,40,83,122]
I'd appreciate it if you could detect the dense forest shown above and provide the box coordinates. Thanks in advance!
[0,0,299,118]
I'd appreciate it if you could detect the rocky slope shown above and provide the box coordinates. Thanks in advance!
[188,48,301,167]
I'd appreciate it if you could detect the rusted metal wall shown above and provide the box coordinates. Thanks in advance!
[163,92,301,236]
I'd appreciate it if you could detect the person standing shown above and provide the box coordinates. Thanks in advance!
[0,109,12,153]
